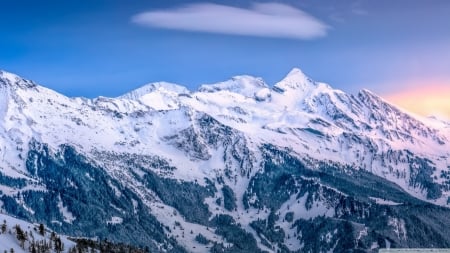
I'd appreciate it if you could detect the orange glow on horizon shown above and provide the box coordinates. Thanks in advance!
[384,84,450,120]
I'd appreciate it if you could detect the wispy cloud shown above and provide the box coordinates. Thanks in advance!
[351,0,368,16]
[131,3,329,40]
[351,8,368,16]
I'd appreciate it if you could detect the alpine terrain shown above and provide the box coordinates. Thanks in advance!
[0,68,449,253]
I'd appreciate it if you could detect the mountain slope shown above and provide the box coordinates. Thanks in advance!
[0,212,76,253]
[0,68,450,252]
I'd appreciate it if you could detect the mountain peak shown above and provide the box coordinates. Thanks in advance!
[198,75,269,98]
[286,67,307,78]
[0,70,18,80]
[359,88,377,96]
[357,89,388,106]
[273,67,316,93]
[0,70,37,89]
[119,81,190,100]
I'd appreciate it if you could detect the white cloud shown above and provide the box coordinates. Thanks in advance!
[131,3,329,40]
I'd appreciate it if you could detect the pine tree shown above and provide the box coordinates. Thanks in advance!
[54,237,64,253]
[30,243,37,253]
[1,220,6,233]
[14,224,27,249]
[38,224,45,236]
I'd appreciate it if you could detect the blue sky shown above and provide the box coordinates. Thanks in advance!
[1,0,450,103]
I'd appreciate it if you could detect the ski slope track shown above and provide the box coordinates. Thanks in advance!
[1,68,450,252]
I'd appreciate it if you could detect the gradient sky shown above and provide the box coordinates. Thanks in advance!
[1,0,449,118]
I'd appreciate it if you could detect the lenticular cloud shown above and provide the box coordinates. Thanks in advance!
[131,3,329,40]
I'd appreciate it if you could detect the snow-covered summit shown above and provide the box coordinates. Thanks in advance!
[273,67,318,92]
[198,75,269,98]
[0,70,20,83]
[117,68,322,105]
[0,70,37,89]
[120,81,190,100]
[117,81,190,110]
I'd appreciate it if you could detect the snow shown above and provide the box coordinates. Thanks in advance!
[119,81,190,100]
[0,213,76,253]
[199,75,268,99]
[108,181,122,197]
[131,199,138,214]
[147,201,229,253]
[0,67,449,251]
[0,68,449,199]
[278,194,334,221]
[254,87,271,101]
[273,67,311,91]
[388,217,407,240]
[369,197,402,206]
[57,195,76,223]
[274,193,335,251]
[0,70,20,84]
[107,216,123,225]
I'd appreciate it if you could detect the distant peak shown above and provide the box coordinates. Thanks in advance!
[358,89,384,102]
[198,75,268,97]
[359,88,375,95]
[231,75,267,84]
[357,89,399,111]
[0,70,20,83]
[282,67,314,83]
[0,70,37,89]
[286,67,307,78]
[119,81,190,100]
[144,82,190,93]
[273,67,315,92]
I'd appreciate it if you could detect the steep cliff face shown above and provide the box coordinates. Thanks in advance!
[0,69,449,252]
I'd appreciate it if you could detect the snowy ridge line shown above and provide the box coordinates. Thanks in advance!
[0,68,449,204]
[1,68,450,252]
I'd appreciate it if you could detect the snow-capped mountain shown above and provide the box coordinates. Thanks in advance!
[1,68,450,252]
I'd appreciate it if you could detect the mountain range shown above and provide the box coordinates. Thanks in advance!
[0,68,449,252]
